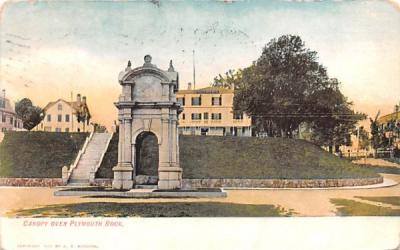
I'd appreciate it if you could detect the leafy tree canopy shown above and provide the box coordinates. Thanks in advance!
[15,98,43,130]
[231,34,365,147]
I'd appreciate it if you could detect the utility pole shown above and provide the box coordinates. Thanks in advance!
[193,50,196,90]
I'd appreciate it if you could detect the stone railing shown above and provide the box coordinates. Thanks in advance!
[182,176,383,189]
[62,131,94,184]
[89,132,114,185]
[0,178,63,187]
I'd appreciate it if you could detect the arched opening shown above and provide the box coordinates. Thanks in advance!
[135,131,159,178]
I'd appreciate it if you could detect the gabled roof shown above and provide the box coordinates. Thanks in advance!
[378,111,400,124]
[42,99,77,111]
[42,99,90,117]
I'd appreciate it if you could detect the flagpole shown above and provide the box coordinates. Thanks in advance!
[193,50,196,90]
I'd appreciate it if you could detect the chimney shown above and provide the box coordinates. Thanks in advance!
[187,82,192,90]
[76,94,81,105]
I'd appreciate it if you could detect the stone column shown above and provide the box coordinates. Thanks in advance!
[112,110,134,189]
[158,108,182,190]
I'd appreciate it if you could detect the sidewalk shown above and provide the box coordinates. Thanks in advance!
[353,158,400,168]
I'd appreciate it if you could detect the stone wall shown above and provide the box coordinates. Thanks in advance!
[181,176,383,189]
[93,178,113,187]
[0,176,383,188]
[0,178,63,187]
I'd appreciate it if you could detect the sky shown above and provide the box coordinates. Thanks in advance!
[0,0,399,129]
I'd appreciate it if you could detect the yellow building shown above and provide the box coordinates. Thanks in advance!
[378,111,400,125]
[176,86,252,136]
[378,110,400,148]
[33,94,92,132]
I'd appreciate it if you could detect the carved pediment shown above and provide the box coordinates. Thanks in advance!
[121,67,171,83]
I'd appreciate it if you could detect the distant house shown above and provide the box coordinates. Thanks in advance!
[378,111,400,125]
[176,84,252,136]
[378,110,400,148]
[0,91,24,133]
[33,94,92,132]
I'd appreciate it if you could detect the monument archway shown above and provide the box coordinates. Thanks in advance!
[112,55,182,190]
[135,131,159,177]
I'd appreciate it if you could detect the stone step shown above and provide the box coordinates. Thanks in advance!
[67,182,90,187]
[78,159,100,163]
[68,133,112,185]
[135,184,158,189]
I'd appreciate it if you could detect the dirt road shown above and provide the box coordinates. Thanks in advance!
[1,174,398,217]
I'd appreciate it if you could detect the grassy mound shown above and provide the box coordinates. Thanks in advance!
[0,131,88,178]
[97,135,378,179]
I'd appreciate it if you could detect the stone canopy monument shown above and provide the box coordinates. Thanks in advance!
[112,55,182,190]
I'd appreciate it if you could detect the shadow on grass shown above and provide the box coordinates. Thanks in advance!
[8,202,294,218]
[354,196,400,207]
[330,198,400,216]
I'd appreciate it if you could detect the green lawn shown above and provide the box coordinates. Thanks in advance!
[330,198,400,216]
[8,202,292,217]
[0,131,88,178]
[98,134,378,179]
[355,196,400,206]
[96,132,118,178]
[1,132,378,180]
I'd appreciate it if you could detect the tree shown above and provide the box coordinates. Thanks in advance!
[212,69,242,89]
[357,126,370,150]
[233,34,364,148]
[15,98,43,130]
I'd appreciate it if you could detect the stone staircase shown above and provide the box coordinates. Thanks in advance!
[68,133,112,186]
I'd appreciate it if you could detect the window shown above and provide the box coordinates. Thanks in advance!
[65,128,70,132]
[212,96,222,106]
[182,113,185,120]
[191,97,201,106]
[10,117,13,125]
[47,114,51,122]
[65,114,70,122]
[44,126,52,132]
[1,115,4,123]
[211,113,222,120]
[203,112,209,120]
[191,113,202,120]
[14,119,17,128]
[177,97,185,106]
[55,128,62,132]
[58,114,62,122]
[58,104,62,111]
[233,111,244,120]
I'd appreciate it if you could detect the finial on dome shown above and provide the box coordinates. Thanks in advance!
[125,60,132,71]
[144,55,152,66]
[168,59,175,72]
